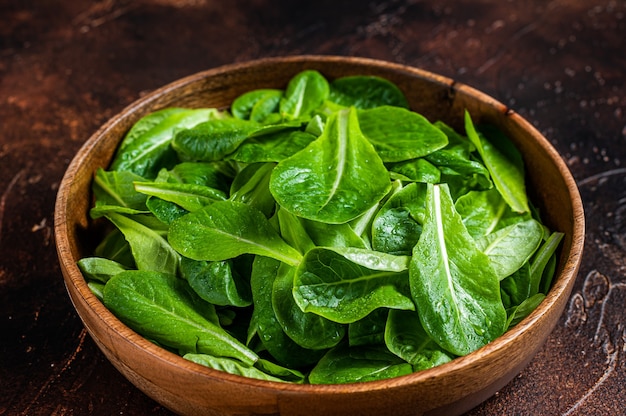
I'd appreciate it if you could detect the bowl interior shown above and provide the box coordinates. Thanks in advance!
[54,56,584,416]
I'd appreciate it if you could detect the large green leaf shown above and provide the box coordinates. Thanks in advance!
[168,201,302,266]
[103,270,257,365]
[409,184,507,356]
[270,107,391,224]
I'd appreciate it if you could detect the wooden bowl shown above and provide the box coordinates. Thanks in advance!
[54,56,584,416]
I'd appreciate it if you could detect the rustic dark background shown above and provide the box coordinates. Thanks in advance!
[1,1,625,414]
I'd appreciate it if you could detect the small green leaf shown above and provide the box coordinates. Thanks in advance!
[180,257,251,307]
[231,89,282,121]
[530,231,565,295]
[172,118,260,162]
[348,308,388,347]
[464,111,529,213]
[168,162,232,192]
[94,229,135,268]
[372,182,425,255]
[388,158,441,184]
[280,70,329,119]
[228,130,316,163]
[358,106,448,162]
[77,257,128,284]
[229,162,277,218]
[505,293,545,329]
[184,353,288,382]
[105,212,179,276]
[146,197,188,224]
[294,247,414,324]
[308,344,413,384]
[111,108,220,178]
[134,181,226,212]
[249,256,325,368]
[385,309,454,370]
[329,75,409,109]
[91,169,149,218]
[455,188,511,238]
[500,262,532,309]
[476,219,544,280]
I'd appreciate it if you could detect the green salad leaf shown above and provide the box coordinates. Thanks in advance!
[409,184,507,356]
[270,107,390,224]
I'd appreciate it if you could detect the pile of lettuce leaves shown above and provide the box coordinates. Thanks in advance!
[78,70,563,384]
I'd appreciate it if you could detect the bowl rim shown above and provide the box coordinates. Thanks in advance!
[54,54,585,394]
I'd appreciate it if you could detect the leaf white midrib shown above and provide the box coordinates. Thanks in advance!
[320,110,348,212]
[485,199,507,235]
[300,269,404,289]
[202,224,301,266]
[126,127,174,168]
[107,213,178,272]
[135,183,219,201]
[291,79,307,118]
[482,228,514,255]
[129,291,252,359]
[95,175,128,208]
[433,186,462,327]
[134,293,216,333]
[359,362,403,380]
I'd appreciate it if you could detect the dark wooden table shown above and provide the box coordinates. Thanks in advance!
[1,1,624,414]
